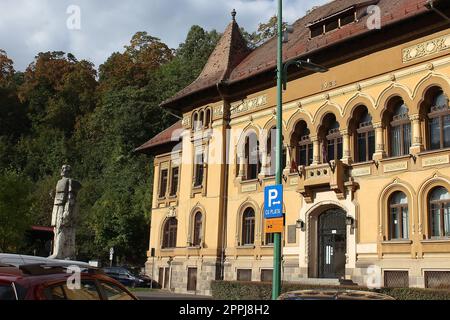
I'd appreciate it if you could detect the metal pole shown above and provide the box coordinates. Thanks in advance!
[151,255,154,289]
[272,0,283,300]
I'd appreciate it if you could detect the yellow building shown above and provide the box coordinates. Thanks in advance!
[137,0,450,295]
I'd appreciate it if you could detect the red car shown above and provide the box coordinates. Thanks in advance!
[0,263,138,300]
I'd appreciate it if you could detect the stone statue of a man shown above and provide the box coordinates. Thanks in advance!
[49,165,82,260]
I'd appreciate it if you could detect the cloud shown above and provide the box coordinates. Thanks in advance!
[0,0,328,71]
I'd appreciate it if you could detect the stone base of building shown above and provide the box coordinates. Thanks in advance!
[145,256,221,296]
[145,255,450,294]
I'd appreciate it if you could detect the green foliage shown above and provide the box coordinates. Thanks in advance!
[0,169,32,252]
[242,16,286,48]
[0,22,226,265]
[211,281,450,300]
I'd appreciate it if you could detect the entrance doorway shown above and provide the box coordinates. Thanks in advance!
[318,208,347,279]
[187,268,198,292]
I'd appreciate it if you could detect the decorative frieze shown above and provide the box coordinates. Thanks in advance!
[230,95,268,116]
[213,104,224,118]
[241,183,257,193]
[402,33,450,63]
[383,161,408,173]
[182,115,191,128]
[351,167,371,177]
[290,177,299,186]
[422,155,449,167]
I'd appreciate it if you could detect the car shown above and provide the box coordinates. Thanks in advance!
[0,263,138,300]
[102,266,159,288]
[0,253,91,268]
[278,289,395,300]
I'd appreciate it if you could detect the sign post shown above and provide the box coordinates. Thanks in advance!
[264,184,284,300]
[272,0,284,300]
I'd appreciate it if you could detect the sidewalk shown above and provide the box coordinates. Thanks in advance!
[133,289,213,300]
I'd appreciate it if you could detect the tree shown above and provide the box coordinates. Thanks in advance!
[242,16,287,48]
[0,50,14,86]
[0,170,32,252]
[19,51,97,135]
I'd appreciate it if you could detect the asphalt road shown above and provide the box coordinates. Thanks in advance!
[134,289,213,300]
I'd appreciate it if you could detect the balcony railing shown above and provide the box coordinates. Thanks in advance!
[298,160,348,203]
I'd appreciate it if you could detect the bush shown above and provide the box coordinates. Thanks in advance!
[211,281,450,300]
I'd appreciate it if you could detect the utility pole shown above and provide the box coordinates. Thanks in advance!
[271,0,328,300]
[272,0,283,301]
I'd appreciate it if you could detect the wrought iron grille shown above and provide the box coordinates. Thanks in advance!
[425,271,450,289]
[384,271,409,288]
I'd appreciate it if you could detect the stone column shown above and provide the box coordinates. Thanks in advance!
[410,114,424,155]
[285,143,291,170]
[311,136,320,165]
[259,144,269,177]
[341,130,352,164]
[237,152,245,178]
[373,122,386,160]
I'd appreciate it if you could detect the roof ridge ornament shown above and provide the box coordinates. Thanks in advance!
[231,9,237,21]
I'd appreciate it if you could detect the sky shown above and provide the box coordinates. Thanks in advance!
[0,0,328,71]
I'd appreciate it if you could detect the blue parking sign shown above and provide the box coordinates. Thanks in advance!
[264,185,283,219]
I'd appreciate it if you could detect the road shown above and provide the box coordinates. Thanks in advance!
[134,289,213,300]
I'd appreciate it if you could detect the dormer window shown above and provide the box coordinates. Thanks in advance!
[307,1,378,39]
[308,7,357,38]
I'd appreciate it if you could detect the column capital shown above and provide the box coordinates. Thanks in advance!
[373,122,383,130]
[409,114,421,122]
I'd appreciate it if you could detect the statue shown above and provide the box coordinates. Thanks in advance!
[49,165,82,260]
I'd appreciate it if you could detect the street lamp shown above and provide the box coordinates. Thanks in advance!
[282,58,329,90]
[272,0,328,300]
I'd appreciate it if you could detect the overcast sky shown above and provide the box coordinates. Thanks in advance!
[0,0,328,71]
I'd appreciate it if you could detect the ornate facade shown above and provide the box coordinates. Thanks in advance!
[137,0,450,295]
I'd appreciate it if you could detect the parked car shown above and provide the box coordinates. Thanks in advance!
[0,253,90,268]
[102,266,158,288]
[278,289,395,300]
[0,263,138,300]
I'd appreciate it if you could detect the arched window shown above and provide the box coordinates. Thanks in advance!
[267,127,286,176]
[389,100,411,157]
[320,114,342,162]
[192,212,203,246]
[292,121,313,167]
[429,187,450,238]
[389,192,409,240]
[192,113,198,131]
[427,90,450,150]
[352,107,375,163]
[242,208,255,245]
[244,132,260,180]
[205,109,212,128]
[198,110,204,129]
[162,218,178,249]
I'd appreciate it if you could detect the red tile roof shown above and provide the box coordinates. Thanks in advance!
[135,121,183,153]
[161,0,432,108]
[161,17,252,106]
[228,0,430,84]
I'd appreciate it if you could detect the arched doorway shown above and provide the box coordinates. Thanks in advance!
[318,208,347,279]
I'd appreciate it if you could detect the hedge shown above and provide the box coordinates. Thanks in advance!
[211,281,450,300]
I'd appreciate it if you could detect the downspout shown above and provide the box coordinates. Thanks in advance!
[427,0,450,22]
[216,82,230,280]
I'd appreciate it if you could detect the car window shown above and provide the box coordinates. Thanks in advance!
[45,285,66,300]
[99,281,134,300]
[0,284,16,300]
[45,281,101,300]
[64,281,101,300]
